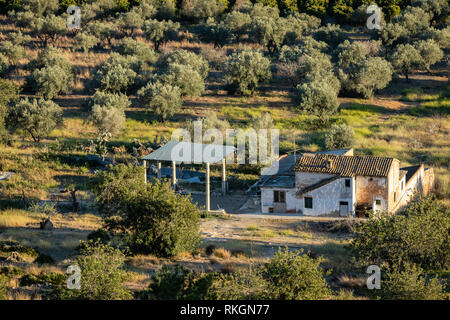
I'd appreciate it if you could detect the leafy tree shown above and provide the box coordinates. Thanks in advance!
[158,49,209,79]
[29,64,72,99]
[298,0,329,18]
[159,63,205,97]
[85,21,116,48]
[225,48,272,95]
[195,19,232,48]
[94,53,139,93]
[137,81,182,121]
[6,97,63,142]
[74,32,99,54]
[325,123,354,149]
[143,19,180,50]
[414,39,444,72]
[0,79,19,143]
[6,31,32,47]
[314,24,347,49]
[352,57,392,98]
[0,41,26,66]
[252,112,273,130]
[351,196,450,271]
[180,0,226,23]
[390,43,422,80]
[278,0,298,15]
[115,37,158,65]
[411,0,448,26]
[62,241,132,300]
[250,16,289,54]
[30,15,66,47]
[377,22,408,51]
[0,53,9,76]
[295,79,339,124]
[224,11,251,41]
[93,165,201,257]
[88,90,130,136]
[392,6,431,38]
[330,0,354,22]
[379,263,446,300]
[30,46,73,76]
[118,9,144,36]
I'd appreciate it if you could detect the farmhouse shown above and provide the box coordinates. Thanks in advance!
[260,149,434,216]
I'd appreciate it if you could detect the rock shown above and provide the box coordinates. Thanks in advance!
[6,251,23,262]
[40,218,54,230]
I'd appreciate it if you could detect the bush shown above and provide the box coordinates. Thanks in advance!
[87,228,111,244]
[0,41,25,66]
[93,165,201,257]
[0,275,7,299]
[62,241,132,300]
[141,264,214,300]
[379,263,446,300]
[414,39,444,72]
[30,14,66,48]
[351,196,450,271]
[263,248,331,300]
[34,253,55,265]
[137,81,182,122]
[224,11,251,41]
[225,48,271,95]
[325,123,355,149]
[6,98,63,142]
[314,24,346,49]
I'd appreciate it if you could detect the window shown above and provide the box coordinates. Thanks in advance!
[274,190,286,203]
[345,179,351,188]
[304,197,313,209]
[375,199,381,206]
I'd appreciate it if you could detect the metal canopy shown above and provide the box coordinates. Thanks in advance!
[142,141,235,164]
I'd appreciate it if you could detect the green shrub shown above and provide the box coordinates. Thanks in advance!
[263,248,331,300]
[93,164,201,257]
[0,240,39,258]
[20,272,65,287]
[141,264,214,300]
[325,123,355,149]
[137,81,182,122]
[0,274,6,300]
[379,263,446,300]
[94,53,139,93]
[62,241,131,300]
[34,253,55,265]
[144,19,180,50]
[159,63,205,97]
[87,228,111,244]
[351,196,450,271]
[158,49,209,80]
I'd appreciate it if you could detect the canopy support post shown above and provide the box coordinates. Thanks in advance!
[221,158,227,195]
[172,161,177,187]
[206,162,210,212]
[157,161,162,180]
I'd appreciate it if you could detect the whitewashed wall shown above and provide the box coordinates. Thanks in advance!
[261,187,297,213]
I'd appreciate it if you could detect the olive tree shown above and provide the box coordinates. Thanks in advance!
[159,63,205,97]
[88,90,130,136]
[74,32,99,54]
[414,39,444,72]
[180,0,226,23]
[144,19,180,50]
[325,123,355,149]
[118,9,144,37]
[224,11,251,41]
[29,64,72,99]
[137,81,182,122]
[115,37,158,65]
[390,44,422,80]
[225,48,272,95]
[94,53,139,93]
[85,21,116,48]
[30,15,66,47]
[0,41,26,66]
[158,49,209,80]
[6,97,62,142]
[295,80,339,124]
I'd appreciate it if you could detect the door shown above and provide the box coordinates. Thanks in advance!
[339,201,349,217]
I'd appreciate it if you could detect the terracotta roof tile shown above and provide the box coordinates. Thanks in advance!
[294,154,394,177]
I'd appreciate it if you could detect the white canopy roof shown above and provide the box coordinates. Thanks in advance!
[142,141,236,164]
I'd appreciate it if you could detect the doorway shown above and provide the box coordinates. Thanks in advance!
[339,201,349,217]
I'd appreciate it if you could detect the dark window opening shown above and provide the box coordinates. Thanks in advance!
[345,179,351,188]
[340,201,348,206]
[375,199,381,205]
[274,190,286,203]
[304,197,313,209]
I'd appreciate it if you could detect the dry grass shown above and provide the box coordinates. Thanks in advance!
[337,274,367,289]
[211,247,232,259]
[0,210,40,228]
